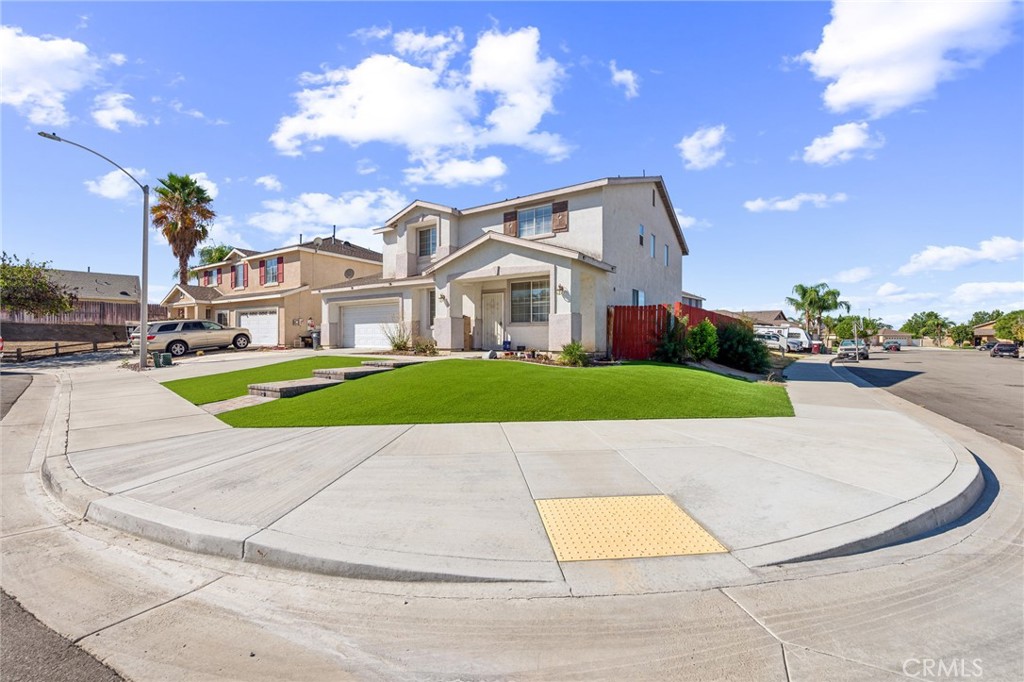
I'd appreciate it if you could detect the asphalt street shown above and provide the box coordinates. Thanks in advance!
[844,346,1024,448]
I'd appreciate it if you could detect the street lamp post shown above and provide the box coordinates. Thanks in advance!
[38,132,150,369]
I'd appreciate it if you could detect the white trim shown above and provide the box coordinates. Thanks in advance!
[423,232,614,275]
[316,276,433,295]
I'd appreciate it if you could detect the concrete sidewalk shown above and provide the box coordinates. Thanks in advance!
[30,353,982,594]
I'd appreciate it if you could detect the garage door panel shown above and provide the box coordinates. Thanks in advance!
[238,310,278,346]
[342,304,398,348]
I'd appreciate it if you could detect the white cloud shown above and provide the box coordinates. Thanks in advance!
[676,124,727,170]
[356,158,377,175]
[0,25,102,126]
[254,175,282,192]
[207,215,252,250]
[247,188,409,250]
[803,121,884,165]
[404,155,506,187]
[170,99,227,125]
[834,266,873,284]
[190,172,219,200]
[270,26,568,186]
[674,209,712,231]
[91,92,146,131]
[609,60,639,99]
[800,0,1016,118]
[84,167,146,200]
[352,25,392,41]
[147,283,170,305]
[897,236,1024,275]
[876,282,905,297]
[744,192,848,212]
[108,53,127,66]
[950,281,1024,305]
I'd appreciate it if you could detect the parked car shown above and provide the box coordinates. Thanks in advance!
[754,332,787,353]
[977,341,997,351]
[882,340,902,352]
[837,339,870,360]
[130,320,251,357]
[990,342,1019,358]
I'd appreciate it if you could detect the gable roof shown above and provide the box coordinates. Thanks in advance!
[193,240,383,272]
[49,269,140,302]
[716,309,792,325]
[423,231,615,275]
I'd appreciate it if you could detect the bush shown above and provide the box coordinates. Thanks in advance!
[381,321,411,351]
[559,340,589,367]
[715,323,769,374]
[651,310,688,364]
[687,318,719,362]
[412,336,438,356]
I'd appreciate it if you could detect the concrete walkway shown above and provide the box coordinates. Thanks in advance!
[3,350,1020,680]
[23,352,982,592]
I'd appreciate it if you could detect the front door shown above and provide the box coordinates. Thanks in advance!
[481,292,504,350]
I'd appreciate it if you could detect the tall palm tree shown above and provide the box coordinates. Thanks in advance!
[786,283,823,337]
[151,173,216,286]
[816,285,850,338]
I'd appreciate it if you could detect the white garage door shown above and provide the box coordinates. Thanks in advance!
[342,303,399,348]
[238,310,278,346]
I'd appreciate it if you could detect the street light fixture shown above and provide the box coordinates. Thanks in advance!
[38,132,150,369]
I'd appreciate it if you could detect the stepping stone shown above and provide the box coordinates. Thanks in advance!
[360,359,425,368]
[248,377,340,398]
[204,395,277,414]
[312,366,393,381]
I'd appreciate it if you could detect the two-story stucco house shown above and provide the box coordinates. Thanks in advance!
[159,238,382,346]
[317,176,688,353]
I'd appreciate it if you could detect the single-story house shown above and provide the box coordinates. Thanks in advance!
[681,290,705,309]
[316,176,690,352]
[874,328,915,346]
[0,268,147,326]
[973,320,1001,345]
[161,239,382,346]
[715,309,792,326]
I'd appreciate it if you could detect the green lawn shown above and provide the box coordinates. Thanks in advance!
[162,356,372,404]
[213,359,793,427]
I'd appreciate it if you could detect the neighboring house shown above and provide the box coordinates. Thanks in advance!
[716,309,791,326]
[317,176,689,352]
[160,239,382,346]
[680,290,705,309]
[0,268,147,326]
[874,328,915,346]
[973,320,1000,345]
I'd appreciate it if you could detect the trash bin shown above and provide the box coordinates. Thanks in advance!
[311,330,321,349]
[151,352,163,367]
[502,340,511,351]
[160,353,172,366]
[811,341,821,354]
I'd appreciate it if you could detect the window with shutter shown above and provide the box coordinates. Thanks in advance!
[203,271,210,286]
[259,260,266,285]
[551,200,568,233]
[216,268,222,285]
[243,263,249,287]
[278,256,285,283]
[503,211,518,237]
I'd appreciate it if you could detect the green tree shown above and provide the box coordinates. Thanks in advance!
[900,311,948,337]
[0,252,77,316]
[175,243,235,282]
[151,173,216,286]
[993,310,1024,343]
[918,314,953,346]
[786,282,849,339]
[949,324,973,347]
[968,310,1003,327]
[833,315,881,341]
[687,318,719,362]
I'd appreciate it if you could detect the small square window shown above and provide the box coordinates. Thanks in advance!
[418,228,437,257]
[632,289,645,306]
[518,206,552,237]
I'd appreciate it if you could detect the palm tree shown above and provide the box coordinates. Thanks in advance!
[787,283,849,339]
[151,173,216,286]
[173,243,235,282]
[816,286,850,338]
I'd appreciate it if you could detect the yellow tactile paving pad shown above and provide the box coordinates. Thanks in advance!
[535,495,727,562]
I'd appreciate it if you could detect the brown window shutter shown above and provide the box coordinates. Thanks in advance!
[552,201,569,233]
[259,260,265,285]
[243,263,249,287]
[503,211,518,237]
[203,270,209,286]
[216,268,222,285]
[278,256,285,283]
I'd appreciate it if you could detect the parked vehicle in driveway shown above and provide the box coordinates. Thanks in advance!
[754,332,787,353]
[977,341,997,351]
[882,340,902,351]
[130,320,251,357]
[837,339,870,360]
[990,342,1019,358]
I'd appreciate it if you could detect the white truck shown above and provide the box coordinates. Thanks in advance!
[753,325,812,352]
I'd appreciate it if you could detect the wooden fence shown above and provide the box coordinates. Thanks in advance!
[0,302,168,326]
[607,303,742,360]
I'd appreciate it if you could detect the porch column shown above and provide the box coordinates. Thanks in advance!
[548,265,582,350]
[434,281,465,351]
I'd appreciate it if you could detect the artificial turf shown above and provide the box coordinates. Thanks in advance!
[161,356,372,404]
[213,359,794,426]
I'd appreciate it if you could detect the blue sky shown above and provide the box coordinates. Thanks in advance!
[3,1,1022,327]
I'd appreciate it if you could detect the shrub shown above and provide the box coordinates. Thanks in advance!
[381,321,411,351]
[651,310,688,364]
[412,336,438,356]
[715,323,769,374]
[559,340,589,367]
[687,318,719,362]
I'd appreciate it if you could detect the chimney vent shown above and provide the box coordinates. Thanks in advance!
[332,225,337,244]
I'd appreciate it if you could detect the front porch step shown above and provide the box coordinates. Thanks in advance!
[360,360,426,368]
[248,377,340,399]
[312,366,394,381]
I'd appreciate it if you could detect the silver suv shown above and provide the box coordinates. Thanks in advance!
[131,320,251,357]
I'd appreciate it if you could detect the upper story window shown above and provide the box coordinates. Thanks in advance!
[639,224,644,246]
[518,205,552,238]
[650,233,656,259]
[418,227,437,257]
[265,258,279,284]
[234,263,245,288]
[510,279,550,323]
[664,244,669,267]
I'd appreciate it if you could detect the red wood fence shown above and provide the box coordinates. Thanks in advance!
[607,303,742,360]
